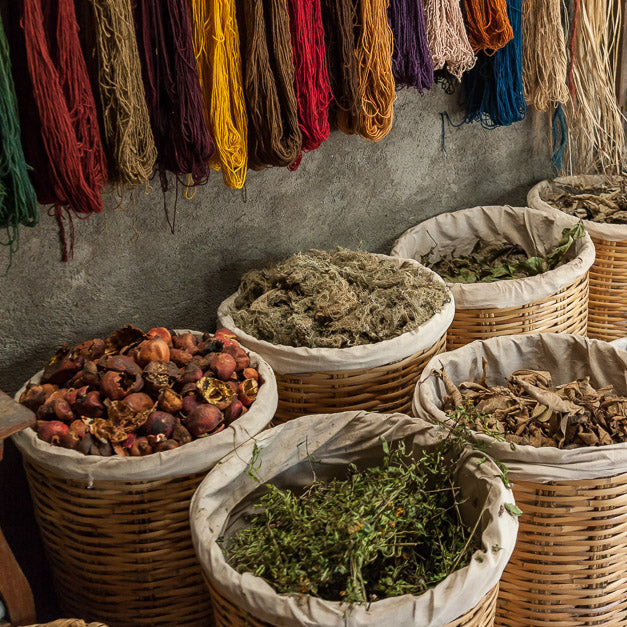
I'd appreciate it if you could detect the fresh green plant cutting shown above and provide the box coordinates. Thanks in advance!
[424,222,585,283]
[224,439,484,605]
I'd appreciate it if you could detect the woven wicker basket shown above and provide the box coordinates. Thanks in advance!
[414,333,627,627]
[391,205,595,351]
[528,176,627,342]
[273,334,446,423]
[12,334,278,627]
[206,576,499,627]
[26,621,108,627]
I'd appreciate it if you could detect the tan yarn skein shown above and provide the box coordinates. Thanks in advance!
[90,0,156,186]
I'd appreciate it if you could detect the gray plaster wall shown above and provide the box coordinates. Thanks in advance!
[0,88,551,395]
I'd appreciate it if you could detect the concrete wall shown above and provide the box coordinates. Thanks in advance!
[0,88,551,394]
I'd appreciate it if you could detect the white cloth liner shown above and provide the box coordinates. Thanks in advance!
[413,333,627,483]
[527,175,627,243]
[190,411,518,627]
[11,330,278,483]
[611,337,627,351]
[217,256,455,375]
[390,205,595,310]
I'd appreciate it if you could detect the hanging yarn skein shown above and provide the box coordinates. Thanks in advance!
[189,0,248,189]
[0,12,38,271]
[564,0,624,174]
[319,0,361,134]
[237,0,302,169]
[388,0,434,92]
[422,0,476,80]
[463,0,527,127]
[90,0,156,186]
[132,0,214,191]
[286,0,333,168]
[463,0,513,54]
[522,0,569,111]
[23,0,108,261]
[356,0,396,141]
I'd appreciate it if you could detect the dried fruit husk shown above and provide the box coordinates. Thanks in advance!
[425,223,586,283]
[104,324,147,355]
[90,400,154,443]
[440,366,627,448]
[541,177,627,224]
[197,377,235,409]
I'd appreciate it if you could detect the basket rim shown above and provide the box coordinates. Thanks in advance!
[217,254,455,375]
[190,411,518,627]
[527,176,627,242]
[11,330,278,482]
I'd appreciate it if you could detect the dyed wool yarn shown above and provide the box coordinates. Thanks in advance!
[189,0,248,189]
[238,0,302,169]
[463,0,513,54]
[463,0,527,127]
[133,0,214,189]
[356,0,396,141]
[90,0,156,186]
[422,0,476,79]
[23,0,108,259]
[388,0,434,92]
[319,0,361,134]
[0,12,38,270]
[286,0,333,167]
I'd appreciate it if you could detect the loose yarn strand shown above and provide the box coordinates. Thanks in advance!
[388,0,434,92]
[190,0,248,189]
[564,0,625,174]
[423,0,476,79]
[463,0,513,54]
[90,0,157,186]
[357,0,396,141]
[286,0,333,167]
[239,0,302,169]
[522,0,569,111]
[0,12,38,272]
[320,0,361,135]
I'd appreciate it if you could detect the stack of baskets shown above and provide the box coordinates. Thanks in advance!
[528,176,626,342]
[391,205,595,350]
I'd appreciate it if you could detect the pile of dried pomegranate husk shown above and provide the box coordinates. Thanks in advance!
[19,325,260,456]
[437,365,627,448]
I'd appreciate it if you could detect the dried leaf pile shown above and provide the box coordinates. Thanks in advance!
[541,177,627,224]
[425,223,585,283]
[438,365,627,448]
[232,248,450,348]
[225,440,482,605]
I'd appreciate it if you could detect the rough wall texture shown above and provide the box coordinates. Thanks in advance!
[0,89,550,394]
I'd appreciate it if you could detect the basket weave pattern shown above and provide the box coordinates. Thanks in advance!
[206,575,499,627]
[587,237,627,341]
[24,462,211,627]
[446,273,589,351]
[496,473,627,626]
[273,335,446,423]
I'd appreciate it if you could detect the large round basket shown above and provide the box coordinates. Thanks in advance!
[190,411,518,627]
[391,206,595,351]
[528,175,627,342]
[26,621,108,627]
[217,257,454,423]
[11,335,278,627]
[414,333,627,626]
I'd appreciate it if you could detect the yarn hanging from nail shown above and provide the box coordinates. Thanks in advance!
[462,0,513,54]
[286,0,333,168]
[356,0,396,141]
[0,12,38,272]
[189,0,248,189]
[423,0,476,80]
[237,0,302,169]
[319,0,361,134]
[132,0,214,191]
[463,0,526,127]
[22,0,108,261]
[522,0,569,111]
[90,0,156,186]
[388,0,434,91]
